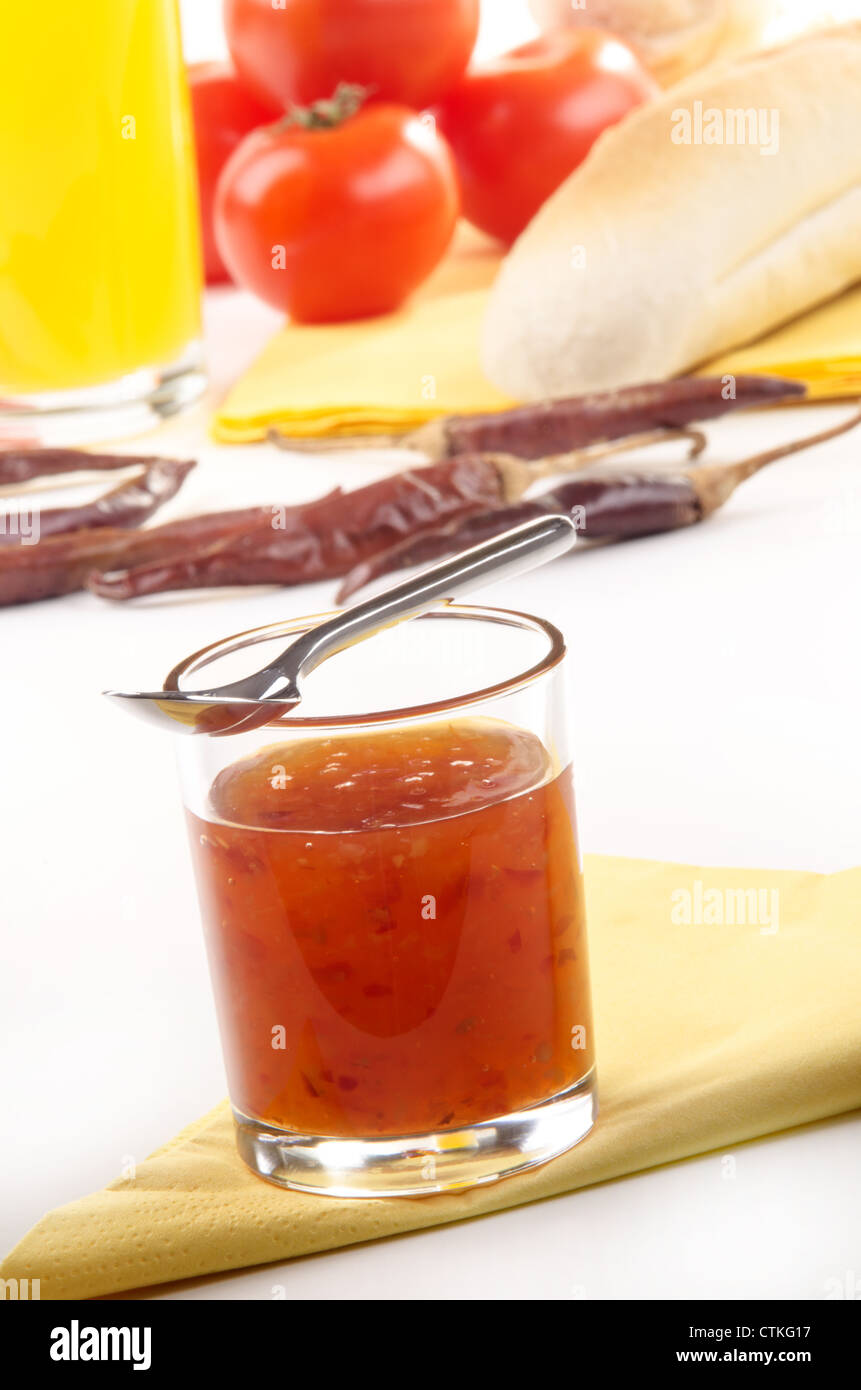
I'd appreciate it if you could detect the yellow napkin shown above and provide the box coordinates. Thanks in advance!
[213,225,861,444]
[4,854,860,1301]
[214,225,511,444]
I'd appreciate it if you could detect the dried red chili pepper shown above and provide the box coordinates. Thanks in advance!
[0,447,182,488]
[335,475,699,599]
[0,506,271,606]
[0,457,195,546]
[88,455,509,601]
[271,374,806,460]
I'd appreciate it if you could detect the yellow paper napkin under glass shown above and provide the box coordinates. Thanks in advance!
[3,854,860,1300]
[213,227,861,444]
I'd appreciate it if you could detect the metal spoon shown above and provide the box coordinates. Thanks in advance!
[104,513,578,736]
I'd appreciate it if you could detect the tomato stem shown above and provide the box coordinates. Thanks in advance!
[278,83,370,131]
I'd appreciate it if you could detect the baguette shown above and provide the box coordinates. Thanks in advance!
[482,25,861,400]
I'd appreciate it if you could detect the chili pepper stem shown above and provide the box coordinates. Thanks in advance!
[485,435,705,507]
[688,407,861,516]
[268,421,708,462]
[269,417,453,456]
[523,425,708,481]
[268,428,407,453]
[486,453,533,503]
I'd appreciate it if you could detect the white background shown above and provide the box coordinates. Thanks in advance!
[179,0,542,64]
[176,0,861,65]
[1,0,859,1301]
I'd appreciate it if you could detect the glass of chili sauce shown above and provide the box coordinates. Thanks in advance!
[173,605,596,1195]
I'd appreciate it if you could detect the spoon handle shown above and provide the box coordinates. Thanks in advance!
[258,513,579,694]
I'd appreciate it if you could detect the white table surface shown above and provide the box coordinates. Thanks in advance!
[2,278,860,1300]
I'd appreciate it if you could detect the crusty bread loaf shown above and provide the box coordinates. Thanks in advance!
[482,24,861,399]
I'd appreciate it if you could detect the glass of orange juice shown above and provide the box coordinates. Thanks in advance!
[0,0,205,443]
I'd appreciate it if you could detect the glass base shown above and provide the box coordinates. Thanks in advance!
[0,340,206,446]
[233,1069,597,1198]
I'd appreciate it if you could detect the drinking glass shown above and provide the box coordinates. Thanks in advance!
[173,605,597,1196]
[0,0,204,443]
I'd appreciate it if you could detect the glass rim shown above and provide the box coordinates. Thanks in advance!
[165,603,566,731]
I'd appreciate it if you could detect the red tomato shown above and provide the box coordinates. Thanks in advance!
[214,99,460,322]
[188,62,276,284]
[434,29,657,245]
[223,0,480,111]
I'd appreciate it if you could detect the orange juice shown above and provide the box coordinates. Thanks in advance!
[0,0,202,397]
